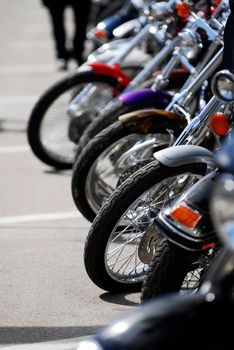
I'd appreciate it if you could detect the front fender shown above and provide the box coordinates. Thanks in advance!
[89,62,131,87]
[154,145,217,169]
[119,89,172,107]
[119,109,187,135]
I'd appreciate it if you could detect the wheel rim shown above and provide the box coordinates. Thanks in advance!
[39,82,115,164]
[104,171,203,284]
[85,133,171,214]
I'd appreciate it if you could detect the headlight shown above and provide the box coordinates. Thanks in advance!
[211,70,234,103]
[211,174,234,251]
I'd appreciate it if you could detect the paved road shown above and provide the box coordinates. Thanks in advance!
[0,1,140,348]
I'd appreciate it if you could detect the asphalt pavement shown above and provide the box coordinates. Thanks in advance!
[0,1,140,348]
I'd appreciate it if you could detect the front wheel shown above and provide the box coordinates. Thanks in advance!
[27,71,126,169]
[71,119,172,222]
[84,160,207,292]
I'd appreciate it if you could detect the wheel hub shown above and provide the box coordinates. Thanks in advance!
[138,223,162,264]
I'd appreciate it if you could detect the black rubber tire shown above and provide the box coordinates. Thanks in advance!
[71,119,171,222]
[27,71,123,169]
[141,239,197,302]
[141,239,220,302]
[84,161,207,293]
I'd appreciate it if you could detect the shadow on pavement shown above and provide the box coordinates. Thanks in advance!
[99,292,140,307]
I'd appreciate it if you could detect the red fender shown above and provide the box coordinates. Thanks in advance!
[89,62,131,88]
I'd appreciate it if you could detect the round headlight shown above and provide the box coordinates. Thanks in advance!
[211,70,234,103]
[210,174,234,251]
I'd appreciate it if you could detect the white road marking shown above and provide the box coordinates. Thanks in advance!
[0,335,90,350]
[0,145,30,153]
[0,65,57,74]
[0,211,82,225]
[0,96,38,104]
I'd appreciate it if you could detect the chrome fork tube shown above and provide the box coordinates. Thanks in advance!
[151,50,182,89]
[166,47,223,111]
[181,40,223,90]
[124,36,181,92]
[173,96,223,146]
[108,23,152,65]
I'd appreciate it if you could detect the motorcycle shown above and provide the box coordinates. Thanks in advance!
[71,2,228,222]
[26,0,176,169]
[82,68,234,293]
[75,122,234,350]
[26,0,209,169]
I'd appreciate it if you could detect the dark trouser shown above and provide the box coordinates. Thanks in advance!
[223,13,234,72]
[47,0,91,64]
[70,0,92,65]
[47,2,69,60]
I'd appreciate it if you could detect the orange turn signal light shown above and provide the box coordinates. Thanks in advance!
[177,2,190,18]
[94,29,107,39]
[210,113,230,136]
[202,241,216,251]
[170,204,201,229]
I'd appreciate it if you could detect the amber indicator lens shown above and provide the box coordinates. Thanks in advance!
[94,29,107,39]
[176,2,190,18]
[170,204,201,229]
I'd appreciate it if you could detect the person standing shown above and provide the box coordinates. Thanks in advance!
[41,0,92,70]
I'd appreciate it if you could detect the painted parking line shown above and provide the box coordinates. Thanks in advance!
[0,65,56,74]
[0,145,30,153]
[0,96,38,104]
[0,335,91,350]
[0,211,82,225]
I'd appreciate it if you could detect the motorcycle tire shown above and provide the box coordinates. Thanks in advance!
[27,69,139,169]
[140,239,219,302]
[84,160,207,293]
[72,120,172,222]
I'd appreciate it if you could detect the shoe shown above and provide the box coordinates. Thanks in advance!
[56,58,68,71]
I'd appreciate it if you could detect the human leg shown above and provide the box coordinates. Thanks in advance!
[47,3,70,64]
[69,0,92,66]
